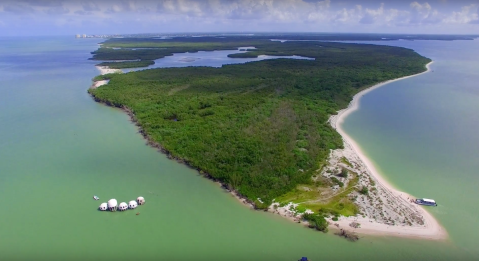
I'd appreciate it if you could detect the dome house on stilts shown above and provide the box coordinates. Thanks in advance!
[108,199,118,212]
[99,203,108,211]
[128,200,138,209]
[97,197,144,212]
[118,202,128,211]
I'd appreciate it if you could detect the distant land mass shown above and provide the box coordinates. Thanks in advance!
[80,32,479,41]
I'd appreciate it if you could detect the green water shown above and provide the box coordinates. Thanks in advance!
[0,36,475,260]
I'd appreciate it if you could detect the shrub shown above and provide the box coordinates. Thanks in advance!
[199,109,215,117]
[303,213,329,232]
[338,168,348,178]
[359,186,368,195]
[330,177,344,187]
[254,200,269,210]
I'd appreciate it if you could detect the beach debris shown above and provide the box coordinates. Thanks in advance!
[335,228,359,242]
[93,195,99,200]
[118,202,128,211]
[107,199,118,212]
[99,202,108,211]
[128,200,138,209]
[349,222,361,228]
[136,212,140,215]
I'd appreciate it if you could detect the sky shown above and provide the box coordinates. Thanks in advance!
[0,0,478,36]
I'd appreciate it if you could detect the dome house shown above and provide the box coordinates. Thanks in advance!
[118,202,128,211]
[99,203,108,211]
[137,196,145,205]
[108,199,118,211]
[128,200,138,209]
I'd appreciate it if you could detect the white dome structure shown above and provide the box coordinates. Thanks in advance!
[128,200,138,209]
[137,196,145,205]
[108,199,118,211]
[118,202,128,211]
[99,203,108,211]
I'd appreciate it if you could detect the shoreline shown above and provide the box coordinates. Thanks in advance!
[88,65,258,210]
[90,66,122,89]
[329,61,448,240]
[90,62,447,240]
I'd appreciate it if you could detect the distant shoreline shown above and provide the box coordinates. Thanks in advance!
[328,61,448,240]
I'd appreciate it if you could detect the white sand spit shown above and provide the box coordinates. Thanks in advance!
[328,62,447,239]
[90,66,122,89]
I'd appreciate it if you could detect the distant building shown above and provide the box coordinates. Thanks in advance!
[75,34,81,38]
[82,34,87,38]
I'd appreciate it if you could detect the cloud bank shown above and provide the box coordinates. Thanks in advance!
[0,0,477,35]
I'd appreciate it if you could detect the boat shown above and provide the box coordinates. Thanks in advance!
[415,198,437,206]
[93,195,99,200]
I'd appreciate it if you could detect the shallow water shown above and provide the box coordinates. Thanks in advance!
[0,36,477,260]
[341,39,479,257]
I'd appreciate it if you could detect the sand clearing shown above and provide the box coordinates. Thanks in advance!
[96,65,122,75]
[90,66,122,89]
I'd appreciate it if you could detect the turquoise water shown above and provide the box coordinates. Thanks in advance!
[0,36,477,260]
[342,39,479,257]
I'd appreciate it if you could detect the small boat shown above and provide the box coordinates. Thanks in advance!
[415,198,437,206]
[93,195,100,200]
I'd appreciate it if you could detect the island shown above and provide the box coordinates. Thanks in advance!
[88,35,446,240]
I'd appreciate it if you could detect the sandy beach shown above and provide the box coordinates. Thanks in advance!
[329,61,447,240]
[266,62,447,240]
[90,66,122,89]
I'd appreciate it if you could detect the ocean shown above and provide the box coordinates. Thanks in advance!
[0,36,477,260]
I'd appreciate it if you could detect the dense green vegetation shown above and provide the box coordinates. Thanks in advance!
[303,213,329,232]
[91,37,267,61]
[97,60,155,69]
[89,38,430,207]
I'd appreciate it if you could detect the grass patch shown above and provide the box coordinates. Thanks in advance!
[341,157,353,168]
[276,172,360,217]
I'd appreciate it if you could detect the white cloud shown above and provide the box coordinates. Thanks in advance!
[408,1,443,24]
[3,2,36,14]
[19,0,64,7]
[444,4,478,24]
[0,0,478,35]
[44,6,69,15]
[332,5,362,24]
[155,0,331,22]
[81,2,100,12]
